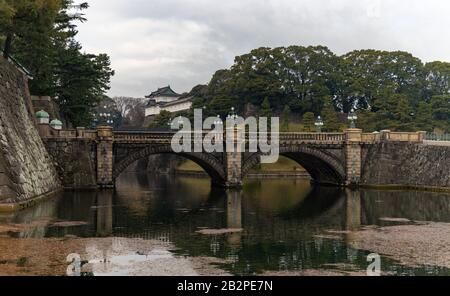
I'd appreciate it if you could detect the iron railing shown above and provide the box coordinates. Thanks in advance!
[426,133,450,141]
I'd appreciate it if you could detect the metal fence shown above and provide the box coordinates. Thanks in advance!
[426,133,450,141]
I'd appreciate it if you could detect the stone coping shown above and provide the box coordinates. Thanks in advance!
[0,188,63,213]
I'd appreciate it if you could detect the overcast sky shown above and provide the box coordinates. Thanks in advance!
[77,0,450,98]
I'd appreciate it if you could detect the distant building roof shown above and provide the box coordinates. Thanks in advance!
[146,96,193,108]
[145,86,180,99]
[162,96,193,107]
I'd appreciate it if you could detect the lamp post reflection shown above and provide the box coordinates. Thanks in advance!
[226,190,242,248]
[96,190,113,237]
[344,189,361,245]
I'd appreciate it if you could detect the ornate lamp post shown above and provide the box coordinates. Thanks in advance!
[214,115,223,128]
[315,116,324,133]
[99,112,113,126]
[177,116,184,128]
[347,109,358,129]
[227,107,238,120]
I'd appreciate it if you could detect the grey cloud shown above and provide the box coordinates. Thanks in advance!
[77,0,450,97]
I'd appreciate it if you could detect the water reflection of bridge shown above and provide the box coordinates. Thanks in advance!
[93,189,363,246]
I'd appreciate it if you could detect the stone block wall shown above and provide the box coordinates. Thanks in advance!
[0,56,61,204]
[44,139,97,189]
[361,142,450,189]
[225,151,242,187]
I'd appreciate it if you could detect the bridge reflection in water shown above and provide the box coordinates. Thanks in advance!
[3,173,450,275]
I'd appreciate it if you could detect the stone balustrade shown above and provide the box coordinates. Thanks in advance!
[40,126,430,146]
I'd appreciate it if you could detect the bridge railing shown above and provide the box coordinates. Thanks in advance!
[57,130,77,138]
[361,131,425,143]
[277,132,345,143]
[42,128,98,140]
[426,133,450,141]
[387,132,422,142]
[44,128,429,145]
[361,133,379,143]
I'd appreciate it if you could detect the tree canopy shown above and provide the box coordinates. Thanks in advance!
[188,46,450,132]
[0,0,114,127]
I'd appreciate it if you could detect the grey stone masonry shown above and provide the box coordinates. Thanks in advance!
[0,56,61,204]
[96,125,114,188]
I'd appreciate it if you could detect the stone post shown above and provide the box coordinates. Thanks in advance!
[224,125,243,188]
[37,123,51,138]
[380,130,391,141]
[96,125,114,188]
[417,131,427,143]
[344,128,362,187]
[76,127,85,139]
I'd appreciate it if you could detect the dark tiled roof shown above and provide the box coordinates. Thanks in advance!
[146,96,193,108]
[162,96,193,107]
[145,85,180,98]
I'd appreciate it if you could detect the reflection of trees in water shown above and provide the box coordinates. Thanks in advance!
[243,179,312,213]
[5,172,450,275]
[0,191,97,238]
[361,190,450,224]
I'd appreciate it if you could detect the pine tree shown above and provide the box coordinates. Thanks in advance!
[430,95,450,132]
[393,95,413,131]
[415,101,433,131]
[281,105,291,131]
[260,97,272,118]
[321,96,340,132]
[1,1,114,128]
[149,110,172,129]
[302,112,315,132]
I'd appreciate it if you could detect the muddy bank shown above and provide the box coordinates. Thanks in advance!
[263,269,366,276]
[347,222,450,269]
[0,236,231,276]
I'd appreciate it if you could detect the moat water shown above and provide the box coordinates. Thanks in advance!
[1,173,450,276]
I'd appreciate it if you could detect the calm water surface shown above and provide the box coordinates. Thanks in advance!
[2,173,450,276]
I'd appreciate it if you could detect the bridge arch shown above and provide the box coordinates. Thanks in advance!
[112,144,226,185]
[242,146,346,185]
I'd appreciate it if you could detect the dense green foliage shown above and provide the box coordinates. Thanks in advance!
[281,105,290,132]
[301,112,315,132]
[148,110,173,129]
[0,0,114,127]
[189,46,450,132]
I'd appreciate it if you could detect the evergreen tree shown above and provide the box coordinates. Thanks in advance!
[260,97,272,118]
[424,61,450,99]
[1,1,114,127]
[430,95,450,131]
[321,96,340,132]
[149,111,172,129]
[356,110,378,132]
[393,94,413,131]
[415,101,433,131]
[301,112,315,132]
[281,105,291,131]
[0,0,60,57]
[56,41,114,126]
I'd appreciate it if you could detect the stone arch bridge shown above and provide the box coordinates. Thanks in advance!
[40,125,444,190]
